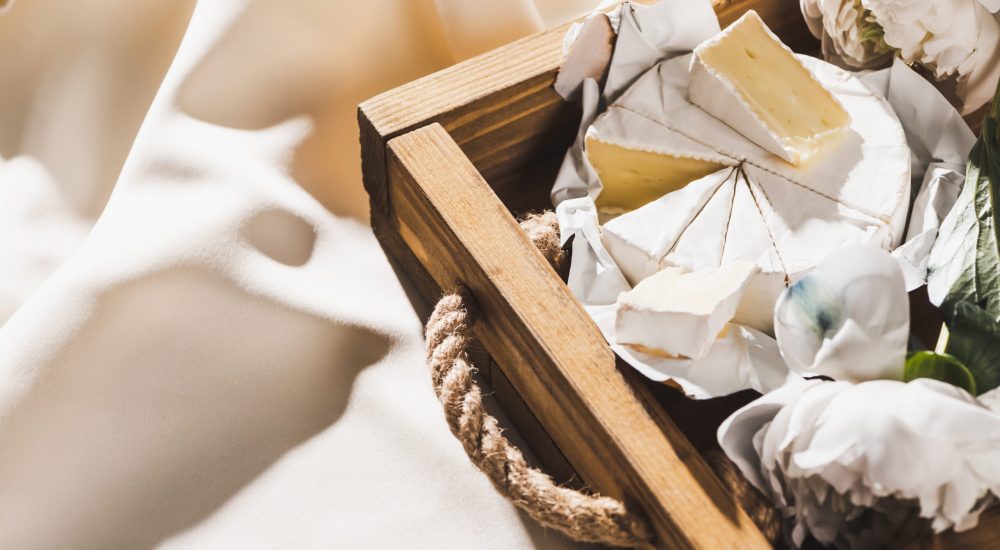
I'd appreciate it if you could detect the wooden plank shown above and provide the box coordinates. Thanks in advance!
[384,123,770,549]
[374,208,583,493]
[715,0,817,50]
[358,22,577,219]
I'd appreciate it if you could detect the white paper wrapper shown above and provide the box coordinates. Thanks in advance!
[552,0,976,396]
[718,378,1000,547]
[858,59,978,291]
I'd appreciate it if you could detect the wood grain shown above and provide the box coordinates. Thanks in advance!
[385,123,770,549]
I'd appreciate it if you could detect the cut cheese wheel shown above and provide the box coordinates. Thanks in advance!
[584,106,733,217]
[585,31,909,334]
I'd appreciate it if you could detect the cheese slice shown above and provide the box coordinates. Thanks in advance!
[721,169,787,332]
[688,11,850,165]
[615,262,757,360]
[662,171,736,271]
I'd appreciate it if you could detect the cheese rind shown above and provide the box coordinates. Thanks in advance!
[615,262,757,360]
[662,171,736,271]
[742,164,890,275]
[723,169,787,332]
[689,11,850,165]
[601,167,735,285]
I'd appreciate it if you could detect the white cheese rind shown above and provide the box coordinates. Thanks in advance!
[723,169,787,332]
[615,262,757,360]
[742,164,890,276]
[601,167,735,285]
[661,170,736,271]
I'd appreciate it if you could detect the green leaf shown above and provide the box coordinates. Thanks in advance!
[943,301,1000,395]
[927,83,1000,322]
[904,351,977,394]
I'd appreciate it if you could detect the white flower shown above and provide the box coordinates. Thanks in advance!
[801,0,1000,113]
[800,0,894,70]
[719,378,1000,548]
[774,243,908,382]
[862,0,986,78]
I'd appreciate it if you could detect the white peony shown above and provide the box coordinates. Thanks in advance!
[774,243,909,382]
[719,378,1000,548]
[801,0,1000,113]
[800,0,894,70]
[863,0,983,78]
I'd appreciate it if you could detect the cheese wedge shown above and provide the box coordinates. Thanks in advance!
[615,262,758,360]
[688,11,850,165]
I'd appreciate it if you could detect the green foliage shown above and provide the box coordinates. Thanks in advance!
[943,302,1000,395]
[904,351,977,395]
[926,80,1000,396]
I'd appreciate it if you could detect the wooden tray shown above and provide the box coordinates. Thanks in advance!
[359,1,998,547]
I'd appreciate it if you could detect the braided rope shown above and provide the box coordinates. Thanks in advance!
[424,212,652,548]
[424,211,780,548]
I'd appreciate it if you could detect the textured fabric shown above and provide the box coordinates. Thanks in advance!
[0,0,599,548]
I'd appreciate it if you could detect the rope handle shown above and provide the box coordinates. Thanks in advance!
[424,211,782,548]
[424,212,654,548]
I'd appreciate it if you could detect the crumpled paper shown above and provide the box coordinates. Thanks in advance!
[718,377,1000,547]
[859,59,977,291]
[552,0,976,396]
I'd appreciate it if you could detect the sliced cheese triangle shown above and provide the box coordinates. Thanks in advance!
[602,167,734,286]
[743,164,887,276]
[615,262,757,360]
[662,170,736,271]
[689,10,850,165]
[723,169,787,332]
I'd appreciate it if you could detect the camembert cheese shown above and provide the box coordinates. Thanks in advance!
[616,262,757,360]
[689,11,850,165]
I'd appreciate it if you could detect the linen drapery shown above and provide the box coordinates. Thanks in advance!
[0,1,599,547]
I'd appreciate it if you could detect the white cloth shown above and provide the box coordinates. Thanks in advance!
[0,0,599,548]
